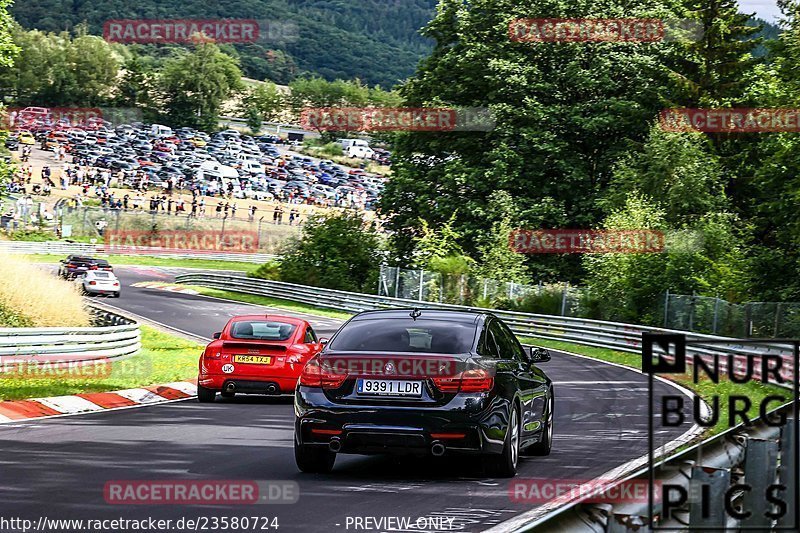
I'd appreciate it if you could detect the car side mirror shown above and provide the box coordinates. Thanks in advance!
[212,332,221,340]
[319,338,329,346]
[529,347,551,363]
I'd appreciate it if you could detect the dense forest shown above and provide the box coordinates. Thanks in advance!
[11,0,437,86]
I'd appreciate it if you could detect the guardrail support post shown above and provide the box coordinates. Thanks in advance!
[741,437,779,529]
[777,418,797,529]
[688,466,730,530]
[607,514,645,533]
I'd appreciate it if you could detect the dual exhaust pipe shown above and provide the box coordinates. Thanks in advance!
[224,382,279,394]
[327,437,445,456]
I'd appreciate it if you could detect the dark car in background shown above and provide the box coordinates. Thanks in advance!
[58,255,95,279]
[88,258,114,272]
[294,309,554,477]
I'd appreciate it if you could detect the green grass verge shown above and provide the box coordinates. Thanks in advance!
[23,253,258,272]
[521,336,791,437]
[172,283,353,321]
[0,325,202,401]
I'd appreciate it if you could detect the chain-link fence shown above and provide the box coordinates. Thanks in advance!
[664,293,800,338]
[56,205,300,255]
[378,265,586,315]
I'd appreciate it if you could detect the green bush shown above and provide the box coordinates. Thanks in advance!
[319,142,344,157]
[248,260,282,280]
[279,212,382,292]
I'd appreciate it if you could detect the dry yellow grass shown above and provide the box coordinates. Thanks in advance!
[0,255,90,327]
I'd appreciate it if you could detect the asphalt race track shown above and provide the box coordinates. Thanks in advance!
[0,266,695,532]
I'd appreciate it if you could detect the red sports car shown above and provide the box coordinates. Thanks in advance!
[197,314,324,402]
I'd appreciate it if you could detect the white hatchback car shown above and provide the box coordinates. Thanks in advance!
[78,271,121,298]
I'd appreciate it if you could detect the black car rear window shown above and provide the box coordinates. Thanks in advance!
[230,321,296,341]
[328,319,476,354]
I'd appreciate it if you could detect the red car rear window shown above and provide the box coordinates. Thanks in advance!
[230,321,297,341]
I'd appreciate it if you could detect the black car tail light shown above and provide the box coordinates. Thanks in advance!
[299,357,346,388]
[432,369,493,393]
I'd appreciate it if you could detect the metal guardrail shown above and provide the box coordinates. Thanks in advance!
[174,273,799,531]
[0,305,140,361]
[173,273,796,382]
[511,407,797,532]
[0,240,278,264]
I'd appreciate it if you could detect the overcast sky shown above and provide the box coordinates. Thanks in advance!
[740,0,783,21]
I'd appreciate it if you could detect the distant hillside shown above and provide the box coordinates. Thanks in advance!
[11,0,437,87]
[748,17,782,57]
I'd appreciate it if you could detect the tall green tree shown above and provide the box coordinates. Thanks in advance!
[159,42,243,130]
[666,0,762,107]
[240,82,284,124]
[380,0,684,282]
[0,24,119,106]
[0,0,18,68]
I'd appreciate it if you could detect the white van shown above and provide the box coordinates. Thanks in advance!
[150,124,173,138]
[339,138,369,150]
[240,161,265,175]
[348,145,375,159]
[198,161,239,179]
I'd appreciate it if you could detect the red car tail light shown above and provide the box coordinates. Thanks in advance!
[112,282,119,287]
[432,369,493,393]
[204,350,221,359]
[299,357,346,388]
[459,368,494,392]
[310,428,342,436]
[430,432,466,440]
[88,281,97,285]
[431,375,461,393]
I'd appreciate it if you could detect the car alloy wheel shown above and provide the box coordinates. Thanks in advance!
[510,407,519,469]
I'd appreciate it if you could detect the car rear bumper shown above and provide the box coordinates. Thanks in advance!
[294,387,508,455]
[199,374,297,394]
[84,287,120,295]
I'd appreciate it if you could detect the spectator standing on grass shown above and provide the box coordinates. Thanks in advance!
[231,203,237,218]
[289,208,298,226]
[249,205,257,221]
[276,205,284,225]
[224,202,230,216]
[191,198,197,216]
[199,198,206,217]
[167,197,174,213]
[123,194,129,210]
[216,202,223,218]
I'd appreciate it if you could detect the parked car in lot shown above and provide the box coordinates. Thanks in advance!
[294,309,554,476]
[77,270,121,297]
[197,315,325,402]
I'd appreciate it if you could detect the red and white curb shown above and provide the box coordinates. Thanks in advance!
[0,380,197,423]
[131,282,198,295]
